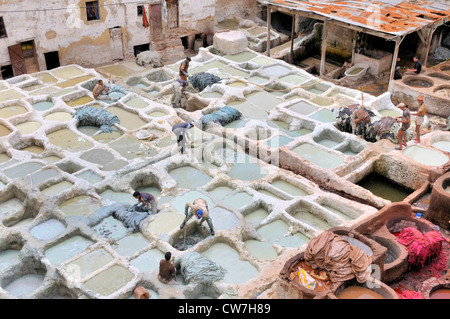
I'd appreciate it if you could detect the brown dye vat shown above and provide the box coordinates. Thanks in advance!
[426,172,450,230]
[430,288,450,299]
[403,79,433,88]
[427,72,450,81]
[337,285,384,299]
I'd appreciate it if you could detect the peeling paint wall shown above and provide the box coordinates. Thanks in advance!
[214,0,257,23]
[178,0,215,33]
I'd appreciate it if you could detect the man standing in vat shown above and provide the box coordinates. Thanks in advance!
[171,79,188,109]
[179,198,215,236]
[158,251,177,284]
[179,57,191,93]
[171,122,193,154]
[410,95,426,143]
[132,190,158,214]
[395,103,410,150]
[351,108,371,137]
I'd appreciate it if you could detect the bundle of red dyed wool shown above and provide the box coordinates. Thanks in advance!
[396,227,445,269]
[397,290,425,299]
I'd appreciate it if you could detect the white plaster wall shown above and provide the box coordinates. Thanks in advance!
[178,0,215,31]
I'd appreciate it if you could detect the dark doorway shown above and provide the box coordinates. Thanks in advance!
[44,51,60,70]
[133,43,150,56]
[180,36,188,49]
[1,65,13,79]
[271,11,293,36]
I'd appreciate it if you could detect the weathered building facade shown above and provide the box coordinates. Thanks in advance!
[0,0,256,78]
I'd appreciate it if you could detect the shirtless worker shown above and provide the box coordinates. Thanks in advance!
[132,190,158,214]
[93,79,112,100]
[179,57,191,93]
[179,198,215,236]
[158,251,176,284]
[410,95,426,143]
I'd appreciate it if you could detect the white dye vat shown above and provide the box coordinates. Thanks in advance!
[83,265,134,297]
[45,235,94,265]
[208,186,235,201]
[257,189,286,201]
[51,66,84,79]
[147,212,185,235]
[113,233,150,257]
[309,108,336,123]
[258,219,309,248]
[21,145,44,154]
[379,109,401,118]
[228,100,268,120]
[225,192,253,211]
[292,144,344,169]
[223,51,257,63]
[4,274,45,298]
[32,101,54,111]
[59,195,101,217]
[262,64,291,77]
[294,210,333,231]
[16,121,42,134]
[209,207,239,230]
[93,216,129,240]
[244,91,283,111]
[25,168,59,186]
[125,97,148,109]
[75,170,103,184]
[317,138,340,149]
[106,107,148,131]
[287,101,318,115]
[77,126,122,143]
[3,162,43,179]
[44,112,73,122]
[267,120,313,138]
[64,248,114,279]
[30,219,66,241]
[321,205,354,221]
[432,141,450,153]
[100,190,136,206]
[271,179,308,197]
[202,242,258,284]
[130,248,164,272]
[47,129,94,152]
[402,145,449,166]
[0,105,28,119]
[244,207,269,224]
[279,74,309,85]
[0,249,21,271]
[0,123,11,137]
[169,166,212,189]
[244,239,279,261]
[252,57,274,66]
[227,154,268,181]
[171,190,214,213]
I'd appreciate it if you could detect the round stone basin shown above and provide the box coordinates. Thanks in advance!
[16,121,42,134]
[47,129,93,152]
[65,96,93,107]
[83,265,134,297]
[403,77,433,88]
[291,143,344,169]
[45,235,94,266]
[44,112,73,122]
[41,181,74,196]
[30,219,66,241]
[402,145,449,166]
[0,124,12,137]
[4,274,45,298]
[169,166,212,189]
[125,97,148,109]
[337,286,385,299]
[262,64,291,77]
[433,85,450,98]
[288,101,318,115]
[202,242,258,284]
[427,72,450,81]
[32,101,54,111]
[130,248,164,272]
[59,195,101,216]
[430,288,450,299]
[51,66,84,79]
[432,140,450,153]
[0,105,27,119]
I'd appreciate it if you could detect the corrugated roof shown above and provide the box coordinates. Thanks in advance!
[262,0,450,37]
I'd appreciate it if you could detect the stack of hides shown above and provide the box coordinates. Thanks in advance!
[304,230,372,283]
[200,106,242,128]
[189,72,222,91]
[74,106,120,133]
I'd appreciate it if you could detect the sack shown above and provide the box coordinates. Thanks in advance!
[298,268,316,290]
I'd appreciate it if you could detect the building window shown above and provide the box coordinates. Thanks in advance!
[86,1,100,21]
[0,17,7,38]
[137,5,143,16]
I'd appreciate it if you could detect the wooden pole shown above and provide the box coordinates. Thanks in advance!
[290,13,295,64]
[320,19,328,77]
[351,31,358,65]
[423,25,436,68]
[267,4,271,57]
[388,37,403,92]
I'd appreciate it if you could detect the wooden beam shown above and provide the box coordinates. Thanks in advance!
[351,30,358,65]
[320,19,328,77]
[267,4,271,57]
[423,25,436,68]
[388,37,403,92]
[290,14,296,64]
